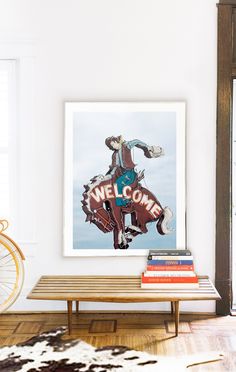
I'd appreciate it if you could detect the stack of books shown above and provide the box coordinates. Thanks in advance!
[141,249,199,289]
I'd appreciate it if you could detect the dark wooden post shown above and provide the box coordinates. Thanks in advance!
[216,1,236,315]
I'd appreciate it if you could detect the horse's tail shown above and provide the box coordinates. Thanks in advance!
[156,207,173,235]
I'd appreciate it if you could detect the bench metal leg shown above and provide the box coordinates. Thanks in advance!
[67,300,72,335]
[76,300,79,314]
[174,301,180,336]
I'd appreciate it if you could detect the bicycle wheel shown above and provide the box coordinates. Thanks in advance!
[0,222,24,312]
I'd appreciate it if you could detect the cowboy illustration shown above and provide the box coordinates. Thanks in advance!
[104,135,163,206]
[82,135,172,249]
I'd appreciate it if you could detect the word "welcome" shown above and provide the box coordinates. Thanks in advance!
[90,184,162,218]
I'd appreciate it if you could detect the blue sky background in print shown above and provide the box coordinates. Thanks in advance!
[73,111,176,249]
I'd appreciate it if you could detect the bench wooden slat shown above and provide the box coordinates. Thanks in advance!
[32,289,216,293]
[31,284,215,289]
[39,275,210,280]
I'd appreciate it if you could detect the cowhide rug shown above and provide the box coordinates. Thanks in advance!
[0,327,223,371]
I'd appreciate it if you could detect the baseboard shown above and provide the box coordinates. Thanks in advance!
[4,310,217,315]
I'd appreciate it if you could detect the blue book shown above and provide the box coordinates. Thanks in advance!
[147,259,193,266]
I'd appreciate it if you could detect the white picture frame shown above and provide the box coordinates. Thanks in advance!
[63,102,186,256]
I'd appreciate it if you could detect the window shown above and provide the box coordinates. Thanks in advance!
[0,60,17,222]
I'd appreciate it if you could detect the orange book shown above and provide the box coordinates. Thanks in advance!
[141,273,198,283]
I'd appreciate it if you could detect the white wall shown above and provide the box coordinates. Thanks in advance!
[0,0,217,312]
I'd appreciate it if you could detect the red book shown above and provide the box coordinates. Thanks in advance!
[141,274,198,283]
[147,265,194,271]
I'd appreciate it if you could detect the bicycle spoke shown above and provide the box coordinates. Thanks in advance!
[0,264,16,267]
[0,285,10,295]
[1,283,14,291]
[0,257,16,265]
[0,275,16,284]
[0,267,16,273]
[0,252,12,261]
[0,251,17,261]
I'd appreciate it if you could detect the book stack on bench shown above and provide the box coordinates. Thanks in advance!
[141,249,199,289]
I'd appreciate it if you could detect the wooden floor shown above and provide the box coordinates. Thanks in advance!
[0,311,236,371]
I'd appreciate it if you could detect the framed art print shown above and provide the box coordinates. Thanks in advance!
[63,102,186,256]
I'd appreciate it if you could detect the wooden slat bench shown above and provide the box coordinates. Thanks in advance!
[27,275,221,336]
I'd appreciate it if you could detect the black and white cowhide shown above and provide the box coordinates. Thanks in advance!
[0,327,223,371]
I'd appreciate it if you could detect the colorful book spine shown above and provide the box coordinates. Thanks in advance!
[147,259,193,266]
[148,255,193,260]
[141,274,198,284]
[144,271,196,277]
[147,265,194,271]
[148,249,191,258]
